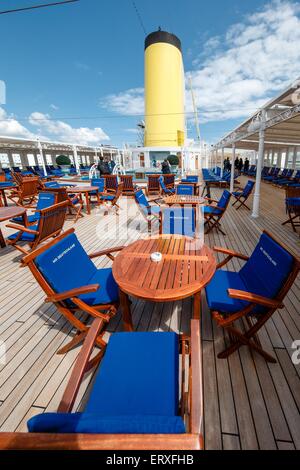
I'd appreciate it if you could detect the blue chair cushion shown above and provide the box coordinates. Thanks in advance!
[27,413,185,434]
[101,194,115,201]
[85,332,179,416]
[35,232,97,295]
[232,191,242,197]
[205,270,249,313]
[240,233,294,304]
[79,268,119,305]
[176,185,194,196]
[12,214,39,224]
[203,206,222,215]
[162,208,195,237]
[7,225,38,242]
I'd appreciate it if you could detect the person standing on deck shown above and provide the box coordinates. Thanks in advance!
[161,159,171,174]
[244,157,250,173]
[238,158,243,173]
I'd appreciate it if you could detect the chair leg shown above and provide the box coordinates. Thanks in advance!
[57,330,87,354]
[217,321,277,363]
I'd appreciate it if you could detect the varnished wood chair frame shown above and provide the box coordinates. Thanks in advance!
[19,228,124,355]
[232,182,254,211]
[6,200,69,255]
[42,187,84,223]
[147,174,160,195]
[203,194,231,236]
[210,230,300,363]
[100,182,124,212]
[120,175,136,196]
[282,186,300,233]
[134,188,162,232]
[0,318,203,450]
[8,176,40,207]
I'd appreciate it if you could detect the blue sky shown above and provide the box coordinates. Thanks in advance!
[0,0,300,147]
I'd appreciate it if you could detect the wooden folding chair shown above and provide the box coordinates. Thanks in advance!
[282,186,300,233]
[21,228,123,355]
[8,176,40,207]
[203,189,231,235]
[0,319,203,450]
[120,175,137,196]
[232,180,255,210]
[103,174,118,193]
[100,182,124,212]
[147,174,160,195]
[205,230,300,362]
[134,188,161,232]
[6,200,68,254]
[42,186,83,223]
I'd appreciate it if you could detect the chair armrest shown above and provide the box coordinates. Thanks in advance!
[204,197,219,203]
[58,317,103,412]
[228,289,284,309]
[89,246,124,260]
[213,246,249,260]
[45,284,100,302]
[190,319,203,437]
[5,223,38,234]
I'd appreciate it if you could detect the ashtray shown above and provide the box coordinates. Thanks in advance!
[150,252,162,263]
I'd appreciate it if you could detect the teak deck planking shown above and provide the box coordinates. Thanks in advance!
[0,175,299,449]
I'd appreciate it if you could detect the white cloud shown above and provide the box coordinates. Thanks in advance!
[74,61,90,71]
[0,107,35,139]
[50,104,59,110]
[101,87,144,115]
[29,112,110,145]
[187,0,300,122]
[100,0,300,125]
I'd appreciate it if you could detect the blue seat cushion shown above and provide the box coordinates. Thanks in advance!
[203,206,222,215]
[79,268,119,305]
[7,224,38,242]
[232,191,242,197]
[11,214,39,224]
[85,332,179,416]
[27,413,185,434]
[101,194,115,201]
[149,206,161,215]
[205,270,249,313]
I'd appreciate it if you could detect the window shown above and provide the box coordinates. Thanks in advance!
[295,148,300,169]
[0,153,9,168]
[46,154,53,165]
[27,154,36,166]
[287,149,294,168]
[12,153,22,168]
[281,152,287,168]
[82,155,86,165]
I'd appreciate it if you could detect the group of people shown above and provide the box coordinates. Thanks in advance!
[223,156,250,173]
[97,157,115,176]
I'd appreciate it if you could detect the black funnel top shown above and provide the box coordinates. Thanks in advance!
[145,30,181,51]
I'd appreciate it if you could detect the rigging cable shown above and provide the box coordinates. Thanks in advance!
[0,0,79,16]
[131,0,147,36]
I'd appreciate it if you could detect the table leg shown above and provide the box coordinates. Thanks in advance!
[85,192,91,214]
[193,291,201,320]
[0,228,6,248]
[1,190,8,207]
[119,289,134,332]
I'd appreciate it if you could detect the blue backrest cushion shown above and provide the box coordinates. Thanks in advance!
[240,233,293,302]
[36,192,56,210]
[27,413,185,434]
[91,178,105,192]
[244,181,255,196]
[134,189,149,208]
[44,181,60,188]
[218,190,231,209]
[176,185,194,195]
[162,208,195,237]
[85,332,179,417]
[158,176,167,190]
[35,233,96,293]
[186,176,198,182]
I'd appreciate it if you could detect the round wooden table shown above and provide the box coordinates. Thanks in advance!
[66,186,98,214]
[0,206,27,248]
[112,235,216,331]
[163,194,205,207]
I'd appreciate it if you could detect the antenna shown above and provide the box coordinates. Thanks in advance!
[188,76,201,143]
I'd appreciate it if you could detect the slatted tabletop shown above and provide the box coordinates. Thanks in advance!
[163,194,205,206]
[66,186,98,214]
[0,207,27,248]
[113,235,216,330]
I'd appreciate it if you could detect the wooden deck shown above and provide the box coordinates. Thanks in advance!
[0,176,299,450]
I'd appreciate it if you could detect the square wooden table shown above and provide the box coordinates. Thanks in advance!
[112,235,216,331]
